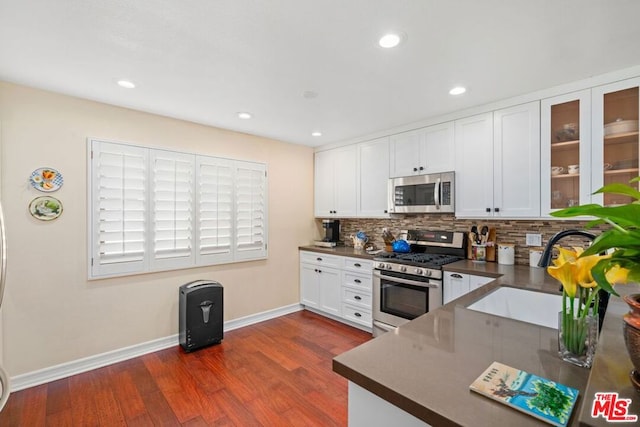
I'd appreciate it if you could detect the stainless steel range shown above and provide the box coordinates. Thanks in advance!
[372,230,466,337]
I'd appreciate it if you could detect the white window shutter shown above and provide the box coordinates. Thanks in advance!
[150,150,195,270]
[90,140,148,277]
[234,161,267,261]
[196,156,234,264]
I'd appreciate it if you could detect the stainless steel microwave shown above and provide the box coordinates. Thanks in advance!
[388,172,455,214]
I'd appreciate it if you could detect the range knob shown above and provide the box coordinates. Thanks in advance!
[400,266,407,272]
[386,263,393,270]
[377,262,386,269]
[424,270,432,277]
[415,268,423,275]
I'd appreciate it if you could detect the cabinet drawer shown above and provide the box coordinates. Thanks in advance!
[300,251,341,267]
[342,303,372,327]
[342,286,372,308]
[343,257,373,272]
[343,272,372,290]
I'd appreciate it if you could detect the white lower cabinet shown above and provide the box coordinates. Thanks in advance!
[443,272,494,304]
[300,252,342,316]
[300,251,373,330]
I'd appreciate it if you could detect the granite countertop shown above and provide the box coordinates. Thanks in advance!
[332,260,640,427]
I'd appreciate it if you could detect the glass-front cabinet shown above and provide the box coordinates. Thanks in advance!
[542,78,640,215]
[592,77,640,206]
[541,90,591,215]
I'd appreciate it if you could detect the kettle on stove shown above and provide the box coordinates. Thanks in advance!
[392,239,410,253]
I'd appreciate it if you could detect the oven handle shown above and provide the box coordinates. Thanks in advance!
[373,270,441,289]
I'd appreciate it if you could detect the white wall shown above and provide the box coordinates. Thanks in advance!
[0,82,316,376]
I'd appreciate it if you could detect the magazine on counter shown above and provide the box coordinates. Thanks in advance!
[469,361,579,427]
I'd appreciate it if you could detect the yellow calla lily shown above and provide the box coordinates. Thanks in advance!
[605,265,630,285]
[547,261,578,297]
[553,246,579,267]
[574,254,601,288]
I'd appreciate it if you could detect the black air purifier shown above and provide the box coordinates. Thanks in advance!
[179,280,223,352]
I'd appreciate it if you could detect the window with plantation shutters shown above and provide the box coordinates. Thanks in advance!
[89,138,268,279]
[90,141,148,277]
[234,161,267,260]
[196,157,234,264]
[150,151,195,270]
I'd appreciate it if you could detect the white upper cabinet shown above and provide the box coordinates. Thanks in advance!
[455,102,540,218]
[358,137,390,217]
[454,112,494,217]
[314,146,358,217]
[493,102,541,217]
[591,77,640,206]
[541,90,592,216]
[389,122,455,177]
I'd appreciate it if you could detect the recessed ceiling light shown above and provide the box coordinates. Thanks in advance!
[311,131,322,137]
[303,90,318,99]
[117,80,136,89]
[237,112,252,119]
[449,86,466,95]
[378,33,404,48]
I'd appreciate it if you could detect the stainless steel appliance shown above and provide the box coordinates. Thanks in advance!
[388,171,454,214]
[372,230,466,337]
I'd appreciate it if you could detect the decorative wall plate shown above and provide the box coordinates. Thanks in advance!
[30,167,63,192]
[29,196,63,221]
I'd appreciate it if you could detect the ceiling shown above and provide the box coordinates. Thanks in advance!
[1,1,640,148]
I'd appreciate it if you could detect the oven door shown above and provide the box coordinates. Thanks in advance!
[372,269,443,329]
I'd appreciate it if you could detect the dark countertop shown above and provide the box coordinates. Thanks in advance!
[332,260,640,427]
[298,245,378,260]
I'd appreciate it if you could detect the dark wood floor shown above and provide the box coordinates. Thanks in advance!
[0,310,371,426]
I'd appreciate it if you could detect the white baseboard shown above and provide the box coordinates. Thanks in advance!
[10,303,303,392]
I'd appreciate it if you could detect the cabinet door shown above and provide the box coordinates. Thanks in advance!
[389,129,422,177]
[318,267,341,317]
[333,146,358,217]
[541,90,591,216]
[454,113,494,218]
[358,137,390,217]
[493,101,541,217]
[314,150,335,217]
[592,77,640,206]
[469,275,494,292]
[300,263,320,308]
[422,122,455,174]
[443,272,470,304]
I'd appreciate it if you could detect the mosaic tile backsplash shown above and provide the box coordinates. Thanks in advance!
[322,214,606,266]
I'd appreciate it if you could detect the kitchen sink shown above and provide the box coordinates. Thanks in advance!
[466,286,562,329]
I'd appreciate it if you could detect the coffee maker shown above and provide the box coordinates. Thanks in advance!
[315,219,340,247]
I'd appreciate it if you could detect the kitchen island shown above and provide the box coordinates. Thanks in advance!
[333,261,640,426]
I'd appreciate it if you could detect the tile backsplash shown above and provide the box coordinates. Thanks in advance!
[328,215,605,266]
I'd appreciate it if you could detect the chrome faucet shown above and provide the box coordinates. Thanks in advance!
[537,229,597,268]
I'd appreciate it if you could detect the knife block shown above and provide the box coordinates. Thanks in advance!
[466,227,496,262]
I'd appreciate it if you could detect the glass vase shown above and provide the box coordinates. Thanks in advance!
[558,312,598,368]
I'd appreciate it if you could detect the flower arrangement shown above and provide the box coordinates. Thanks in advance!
[550,178,640,294]
[547,178,640,366]
[547,246,628,360]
